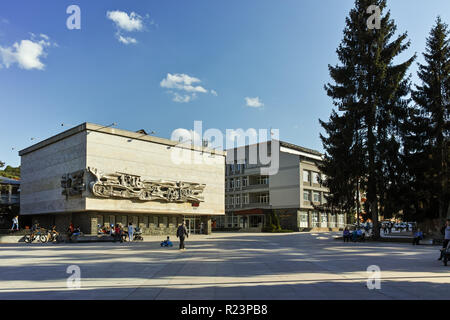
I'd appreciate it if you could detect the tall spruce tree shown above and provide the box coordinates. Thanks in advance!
[319,111,360,216]
[408,17,450,220]
[321,0,415,236]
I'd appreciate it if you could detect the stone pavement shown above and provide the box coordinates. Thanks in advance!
[0,232,449,300]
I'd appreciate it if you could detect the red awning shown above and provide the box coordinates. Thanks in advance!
[233,209,267,215]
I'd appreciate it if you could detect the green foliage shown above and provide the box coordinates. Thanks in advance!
[321,0,415,234]
[0,164,20,179]
[263,211,283,232]
[402,17,450,221]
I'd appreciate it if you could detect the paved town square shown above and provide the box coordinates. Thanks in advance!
[0,232,448,300]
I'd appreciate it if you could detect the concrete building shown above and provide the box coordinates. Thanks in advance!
[217,140,347,232]
[0,177,20,229]
[19,123,226,235]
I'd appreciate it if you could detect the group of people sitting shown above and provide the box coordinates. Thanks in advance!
[67,222,82,242]
[343,227,367,242]
[98,223,137,243]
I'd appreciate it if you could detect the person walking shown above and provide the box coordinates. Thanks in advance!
[127,222,134,242]
[438,219,450,261]
[11,215,19,231]
[343,227,351,242]
[412,228,423,245]
[176,221,189,250]
[114,224,123,243]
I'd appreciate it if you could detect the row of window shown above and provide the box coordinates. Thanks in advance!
[299,212,345,228]
[213,215,264,229]
[303,170,326,184]
[226,159,264,175]
[225,193,269,206]
[303,190,328,203]
[226,176,269,190]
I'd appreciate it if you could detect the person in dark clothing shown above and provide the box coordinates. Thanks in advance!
[438,219,450,260]
[114,224,123,243]
[343,227,351,242]
[176,221,189,250]
[412,229,423,245]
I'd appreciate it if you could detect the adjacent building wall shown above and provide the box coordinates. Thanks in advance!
[19,130,87,215]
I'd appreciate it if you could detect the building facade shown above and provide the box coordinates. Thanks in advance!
[19,123,226,235]
[217,140,346,232]
[0,177,20,229]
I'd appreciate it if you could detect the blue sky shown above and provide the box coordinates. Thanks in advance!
[1,0,450,167]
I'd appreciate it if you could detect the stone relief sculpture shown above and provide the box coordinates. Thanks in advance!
[87,167,205,203]
[61,169,86,198]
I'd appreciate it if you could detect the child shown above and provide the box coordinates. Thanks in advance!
[160,236,173,247]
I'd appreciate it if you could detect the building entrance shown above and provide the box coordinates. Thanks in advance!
[184,216,201,234]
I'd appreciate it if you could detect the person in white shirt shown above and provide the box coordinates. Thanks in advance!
[128,222,134,242]
[11,215,19,231]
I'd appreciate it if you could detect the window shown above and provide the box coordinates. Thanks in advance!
[258,194,269,203]
[312,172,320,184]
[242,176,248,187]
[257,176,268,185]
[320,213,328,228]
[303,190,311,201]
[337,214,345,227]
[250,216,263,228]
[313,191,321,203]
[303,170,311,182]
[312,212,319,227]
[242,193,249,204]
[230,179,234,189]
[235,178,241,188]
[235,194,240,205]
[300,212,309,228]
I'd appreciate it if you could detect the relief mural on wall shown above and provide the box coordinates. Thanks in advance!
[86,167,205,203]
[61,170,86,198]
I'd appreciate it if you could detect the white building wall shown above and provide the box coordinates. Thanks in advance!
[269,151,300,209]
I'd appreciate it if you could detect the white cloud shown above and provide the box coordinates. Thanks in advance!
[245,97,264,108]
[160,73,215,103]
[106,10,148,45]
[106,11,144,32]
[117,34,137,45]
[160,73,207,93]
[211,89,218,96]
[0,34,55,70]
[173,93,192,103]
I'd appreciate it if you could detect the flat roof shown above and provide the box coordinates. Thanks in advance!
[226,140,323,157]
[19,122,227,157]
[279,140,323,157]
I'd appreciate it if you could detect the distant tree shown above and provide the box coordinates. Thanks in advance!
[404,17,450,220]
[0,164,21,179]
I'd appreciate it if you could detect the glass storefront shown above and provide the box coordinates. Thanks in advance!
[337,214,345,227]
[320,213,328,228]
[184,216,203,234]
[329,213,337,228]
[311,212,319,228]
[300,212,309,228]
